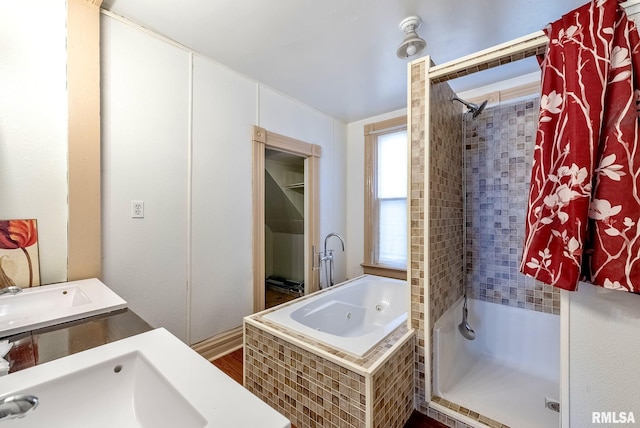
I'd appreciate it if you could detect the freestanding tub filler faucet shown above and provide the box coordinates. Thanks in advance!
[320,233,345,288]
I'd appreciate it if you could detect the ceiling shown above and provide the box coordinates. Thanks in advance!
[101,0,586,123]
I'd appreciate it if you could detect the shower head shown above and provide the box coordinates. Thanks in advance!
[451,96,488,119]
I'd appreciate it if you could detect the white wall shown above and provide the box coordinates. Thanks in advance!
[568,283,640,426]
[566,8,640,425]
[345,108,406,280]
[332,121,348,284]
[189,54,257,343]
[101,13,348,343]
[0,1,69,285]
[101,16,190,340]
[259,87,348,286]
[270,233,305,281]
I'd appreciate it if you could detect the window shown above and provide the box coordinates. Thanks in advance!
[363,116,408,279]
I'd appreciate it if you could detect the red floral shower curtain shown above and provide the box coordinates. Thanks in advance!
[521,0,640,292]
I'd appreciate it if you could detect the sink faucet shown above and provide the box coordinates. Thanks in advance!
[0,394,39,421]
[0,286,21,296]
[320,233,345,288]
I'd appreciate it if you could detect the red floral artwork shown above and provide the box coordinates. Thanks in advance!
[0,219,39,287]
[521,0,640,292]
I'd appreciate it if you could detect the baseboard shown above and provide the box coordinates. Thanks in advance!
[191,326,243,362]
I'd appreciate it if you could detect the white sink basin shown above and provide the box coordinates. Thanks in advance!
[0,279,127,337]
[0,328,290,428]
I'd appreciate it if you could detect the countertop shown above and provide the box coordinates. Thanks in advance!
[4,308,153,374]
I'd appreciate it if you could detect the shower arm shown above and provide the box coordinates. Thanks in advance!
[452,96,488,119]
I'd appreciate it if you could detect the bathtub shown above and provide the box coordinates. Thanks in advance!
[245,274,414,427]
[262,275,407,357]
[433,298,560,428]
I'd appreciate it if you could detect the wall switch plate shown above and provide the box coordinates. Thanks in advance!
[131,200,144,218]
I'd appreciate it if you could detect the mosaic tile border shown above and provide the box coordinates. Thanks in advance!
[430,396,511,428]
[410,60,427,412]
[430,43,546,85]
[248,316,410,374]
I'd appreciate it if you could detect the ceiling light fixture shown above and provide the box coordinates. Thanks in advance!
[396,16,426,59]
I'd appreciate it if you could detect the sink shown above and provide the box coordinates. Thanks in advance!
[0,279,127,338]
[1,351,205,427]
[0,328,290,427]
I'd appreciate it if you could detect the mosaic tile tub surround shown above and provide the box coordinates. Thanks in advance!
[244,283,414,428]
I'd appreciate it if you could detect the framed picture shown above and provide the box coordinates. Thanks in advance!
[0,219,41,288]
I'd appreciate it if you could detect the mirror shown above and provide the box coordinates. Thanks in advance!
[0,2,70,285]
[0,1,102,286]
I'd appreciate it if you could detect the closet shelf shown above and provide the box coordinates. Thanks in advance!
[284,182,304,193]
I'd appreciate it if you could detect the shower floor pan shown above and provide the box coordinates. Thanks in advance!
[439,356,559,428]
[433,298,560,428]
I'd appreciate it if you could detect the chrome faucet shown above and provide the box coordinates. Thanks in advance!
[324,233,345,254]
[0,286,21,296]
[0,394,39,421]
[320,233,345,287]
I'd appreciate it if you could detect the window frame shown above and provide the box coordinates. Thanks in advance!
[363,115,408,280]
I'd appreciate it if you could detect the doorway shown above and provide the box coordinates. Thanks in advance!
[264,148,305,308]
[252,126,320,312]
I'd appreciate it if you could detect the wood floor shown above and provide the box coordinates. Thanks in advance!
[265,286,302,309]
[212,348,447,428]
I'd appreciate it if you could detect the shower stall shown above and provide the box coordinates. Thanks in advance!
[407,48,563,428]
[432,96,560,428]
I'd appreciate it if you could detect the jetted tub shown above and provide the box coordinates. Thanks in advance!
[433,297,560,428]
[262,275,407,357]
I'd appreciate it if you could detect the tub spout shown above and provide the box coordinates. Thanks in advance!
[324,233,345,253]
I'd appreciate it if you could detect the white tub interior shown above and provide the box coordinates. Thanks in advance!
[262,275,407,357]
[434,298,560,428]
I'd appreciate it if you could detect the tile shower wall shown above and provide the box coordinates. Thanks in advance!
[429,82,464,329]
[464,97,560,315]
[410,59,464,413]
[427,80,465,412]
